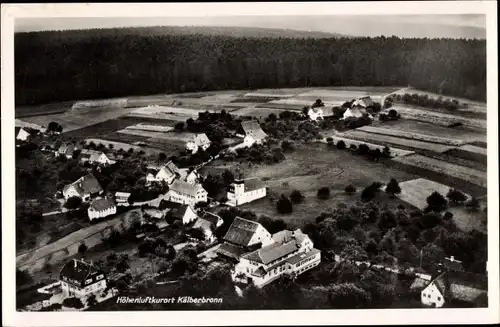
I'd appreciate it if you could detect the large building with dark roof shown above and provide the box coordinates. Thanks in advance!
[62,174,103,201]
[59,259,107,298]
[226,177,267,206]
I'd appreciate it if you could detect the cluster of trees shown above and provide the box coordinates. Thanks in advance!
[379,109,401,121]
[227,142,285,165]
[425,189,480,213]
[262,111,321,142]
[391,93,464,110]
[326,137,392,160]
[16,31,486,106]
[343,115,373,129]
[138,237,176,260]
[201,169,235,198]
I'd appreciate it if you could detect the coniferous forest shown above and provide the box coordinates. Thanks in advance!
[15,27,486,106]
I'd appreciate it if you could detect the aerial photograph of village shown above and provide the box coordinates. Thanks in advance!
[13,11,489,312]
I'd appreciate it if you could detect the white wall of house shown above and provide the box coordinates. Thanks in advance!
[63,186,81,200]
[61,278,107,298]
[186,141,199,154]
[185,172,199,185]
[156,169,176,184]
[227,184,266,206]
[168,189,208,207]
[88,205,117,221]
[182,206,198,225]
[248,225,273,247]
[308,108,324,121]
[17,129,30,141]
[421,283,446,308]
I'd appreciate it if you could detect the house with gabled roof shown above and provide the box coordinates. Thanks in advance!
[419,270,488,308]
[59,259,107,298]
[88,198,117,221]
[57,142,79,159]
[232,228,320,287]
[163,201,198,225]
[307,107,324,121]
[62,174,103,201]
[15,127,33,141]
[353,96,375,108]
[79,149,113,166]
[167,179,208,207]
[226,177,267,206]
[186,133,211,154]
[146,161,182,185]
[238,120,267,147]
[193,211,224,243]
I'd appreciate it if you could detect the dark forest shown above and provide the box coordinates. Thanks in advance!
[15,27,486,106]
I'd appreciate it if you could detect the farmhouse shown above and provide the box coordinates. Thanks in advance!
[87,198,117,221]
[307,107,324,121]
[419,271,487,308]
[343,107,373,119]
[183,169,201,185]
[226,177,267,206]
[223,217,274,248]
[232,229,321,287]
[186,133,211,154]
[238,120,268,147]
[57,143,79,159]
[59,259,107,298]
[162,201,198,225]
[353,96,375,108]
[79,150,113,165]
[114,192,131,204]
[62,174,103,201]
[147,161,182,185]
[15,127,33,141]
[167,179,208,208]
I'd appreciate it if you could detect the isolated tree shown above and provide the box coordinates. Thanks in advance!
[174,122,185,132]
[385,178,401,198]
[302,106,310,115]
[344,184,356,195]
[47,121,63,133]
[78,242,88,256]
[158,152,167,161]
[290,189,305,204]
[281,140,295,152]
[317,187,330,200]
[443,211,454,220]
[357,143,370,155]
[62,297,84,309]
[64,196,82,210]
[336,140,346,150]
[446,188,467,205]
[426,191,448,212]
[382,146,391,158]
[277,195,293,214]
[312,99,325,108]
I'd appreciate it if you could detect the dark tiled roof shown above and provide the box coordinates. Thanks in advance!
[243,240,298,265]
[443,257,465,272]
[64,174,103,197]
[223,217,261,246]
[89,198,116,211]
[286,248,320,265]
[216,242,246,260]
[241,120,267,141]
[198,211,222,227]
[158,200,183,210]
[193,217,213,231]
[167,204,190,220]
[59,259,101,287]
[169,179,205,197]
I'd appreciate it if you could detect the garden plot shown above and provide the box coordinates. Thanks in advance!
[268,98,342,107]
[71,98,128,110]
[125,124,174,133]
[391,106,487,129]
[231,107,290,118]
[397,178,471,210]
[457,144,487,156]
[244,92,295,98]
[15,119,47,132]
[356,126,466,146]
[84,138,162,154]
[296,89,384,102]
[340,130,453,153]
[392,154,487,188]
[320,136,414,157]
[131,105,204,116]
[255,103,306,111]
[118,129,194,142]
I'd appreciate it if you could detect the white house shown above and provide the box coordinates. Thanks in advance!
[147,161,181,185]
[238,120,267,147]
[167,180,208,207]
[16,128,32,141]
[87,198,117,220]
[59,259,107,298]
[226,178,267,206]
[353,96,374,108]
[79,150,113,165]
[232,229,321,287]
[115,192,131,204]
[162,201,198,225]
[223,217,274,248]
[184,170,201,185]
[186,133,211,154]
[62,174,103,201]
[308,107,324,121]
[343,107,373,119]
[57,143,78,159]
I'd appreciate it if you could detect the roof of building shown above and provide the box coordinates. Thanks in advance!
[309,107,324,114]
[192,133,211,146]
[115,192,131,198]
[425,271,488,303]
[63,174,103,197]
[223,217,263,246]
[166,204,191,220]
[89,198,116,211]
[233,177,266,193]
[144,208,164,219]
[158,200,183,210]
[58,143,76,156]
[198,211,222,227]
[345,107,369,117]
[216,242,247,260]
[169,179,205,197]
[193,217,213,231]
[241,120,267,141]
[355,96,374,108]
[286,248,320,265]
[59,259,102,287]
[89,151,105,162]
[243,240,298,265]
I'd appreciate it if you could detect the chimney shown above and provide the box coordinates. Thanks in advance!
[74,260,77,268]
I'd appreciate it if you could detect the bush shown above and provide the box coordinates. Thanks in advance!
[281,140,295,152]
[361,182,382,202]
[446,188,467,205]
[385,178,401,197]
[443,212,454,220]
[357,143,370,155]
[426,191,448,212]
[336,140,346,150]
[62,297,84,309]
[290,190,305,204]
[344,184,356,195]
[64,196,82,210]
[277,195,293,214]
[317,187,330,199]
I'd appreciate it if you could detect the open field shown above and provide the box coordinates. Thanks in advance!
[375,120,486,143]
[319,136,415,157]
[422,152,487,172]
[244,92,295,98]
[397,178,485,232]
[268,98,342,107]
[16,101,75,118]
[443,148,487,165]
[96,132,150,145]
[340,130,453,153]
[356,126,466,146]
[255,103,306,111]
[230,97,284,103]
[72,98,128,110]
[125,124,174,133]
[390,102,486,120]
[392,154,486,188]
[84,138,163,155]
[230,106,290,118]
[391,106,487,129]
[457,144,487,156]
[117,129,194,141]
[203,143,418,226]
[143,138,186,153]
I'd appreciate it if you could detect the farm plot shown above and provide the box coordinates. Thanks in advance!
[320,136,414,157]
[443,148,487,165]
[397,178,484,232]
[143,138,186,153]
[125,95,176,108]
[16,101,75,118]
[457,144,487,156]
[377,120,486,143]
[340,130,453,153]
[356,126,466,146]
[118,128,195,142]
[231,107,290,118]
[84,138,162,155]
[125,124,174,133]
[72,98,128,110]
[98,132,150,145]
[391,106,487,129]
[231,97,284,103]
[244,92,295,98]
[392,154,487,188]
[255,103,306,111]
[203,143,418,226]
[268,98,342,107]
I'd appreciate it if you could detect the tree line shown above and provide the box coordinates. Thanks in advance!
[15,30,486,105]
